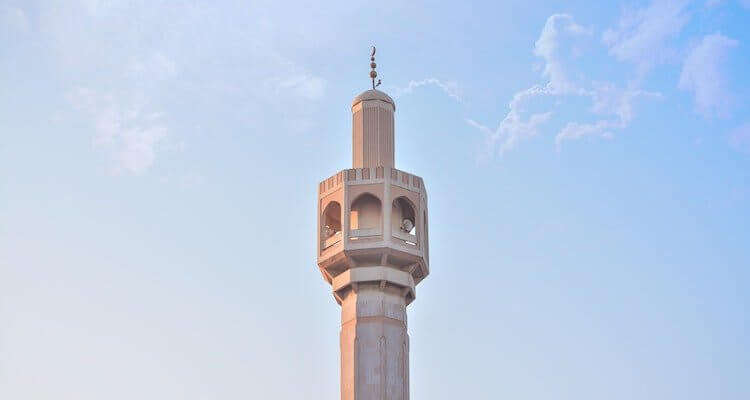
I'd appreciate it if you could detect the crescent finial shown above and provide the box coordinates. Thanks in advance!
[369,46,379,89]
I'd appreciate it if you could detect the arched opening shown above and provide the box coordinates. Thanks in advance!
[350,193,382,237]
[392,196,416,245]
[321,201,342,249]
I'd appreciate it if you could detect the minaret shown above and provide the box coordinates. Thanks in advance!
[317,48,429,400]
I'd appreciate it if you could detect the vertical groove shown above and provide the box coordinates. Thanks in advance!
[355,337,360,400]
[369,108,372,166]
[356,102,394,168]
[366,108,371,166]
[353,110,363,167]
[402,341,408,400]
[404,333,409,400]
[391,108,394,166]
[379,336,386,400]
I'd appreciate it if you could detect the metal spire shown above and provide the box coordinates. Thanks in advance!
[370,46,381,90]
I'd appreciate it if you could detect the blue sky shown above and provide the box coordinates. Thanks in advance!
[1,0,749,399]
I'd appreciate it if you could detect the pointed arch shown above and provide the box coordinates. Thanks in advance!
[350,193,382,237]
[392,196,417,245]
[321,201,342,249]
[391,196,416,235]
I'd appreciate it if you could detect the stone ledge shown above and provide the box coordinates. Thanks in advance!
[332,266,415,292]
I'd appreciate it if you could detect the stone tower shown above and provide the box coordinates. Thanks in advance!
[316,51,429,400]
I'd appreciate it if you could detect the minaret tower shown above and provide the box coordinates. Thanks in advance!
[317,48,429,400]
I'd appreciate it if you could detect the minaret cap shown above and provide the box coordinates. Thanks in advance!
[353,45,393,109]
[351,89,395,110]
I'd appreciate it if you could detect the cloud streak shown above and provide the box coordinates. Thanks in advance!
[679,33,738,119]
[264,73,327,100]
[467,14,591,156]
[392,78,463,102]
[468,13,663,155]
[468,2,693,156]
[602,0,691,78]
[28,1,331,174]
[67,88,169,175]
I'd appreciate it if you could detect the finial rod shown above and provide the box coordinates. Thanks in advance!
[370,46,381,90]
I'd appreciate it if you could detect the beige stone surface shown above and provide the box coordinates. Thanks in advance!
[352,90,396,169]
[317,88,428,400]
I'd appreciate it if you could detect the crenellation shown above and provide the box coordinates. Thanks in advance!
[321,167,426,194]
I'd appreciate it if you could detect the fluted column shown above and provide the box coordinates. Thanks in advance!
[340,284,409,400]
[352,90,395,169]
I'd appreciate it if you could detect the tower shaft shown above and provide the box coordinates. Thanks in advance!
[352,91,395,168]
[340,285,409,400]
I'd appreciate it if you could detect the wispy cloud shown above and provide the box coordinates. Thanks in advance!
[468,110,553,158]
[602,0,691,78]
[67,88,170,175]
[468,12,663,155]
[32,1,188,175]
[556,120,615,147]
[534,14,592,94]
[467,14,588,156]
[679,33,738,119]
[29,1,329,174]
[264,73,327,100]
[468,0,696,157]
[555,86,662,148]
[392,78,463,102]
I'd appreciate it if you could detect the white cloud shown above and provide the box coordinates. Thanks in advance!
[533,14,592,94]
[33,1,331,172]
[266,73,327,100]
[34,1,185,174]
[554,85,663,148]
[592,84,662,124]
[392,78,463,102]
[468,13,662,155]
[729,121,750,153]
[555,120,615,148]
[467,14,588,156]
[602,0,691,77]
[67,88,169,175]
[679,33,738,119]
[468,110,552,158]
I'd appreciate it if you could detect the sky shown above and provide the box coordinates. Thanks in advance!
[1,0,749,399]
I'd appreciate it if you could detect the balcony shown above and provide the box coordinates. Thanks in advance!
[322,231,342,249]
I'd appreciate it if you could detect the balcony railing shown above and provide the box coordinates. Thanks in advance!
[322,231,342,249]
[393,229,417,246]
[350,228,381,238]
